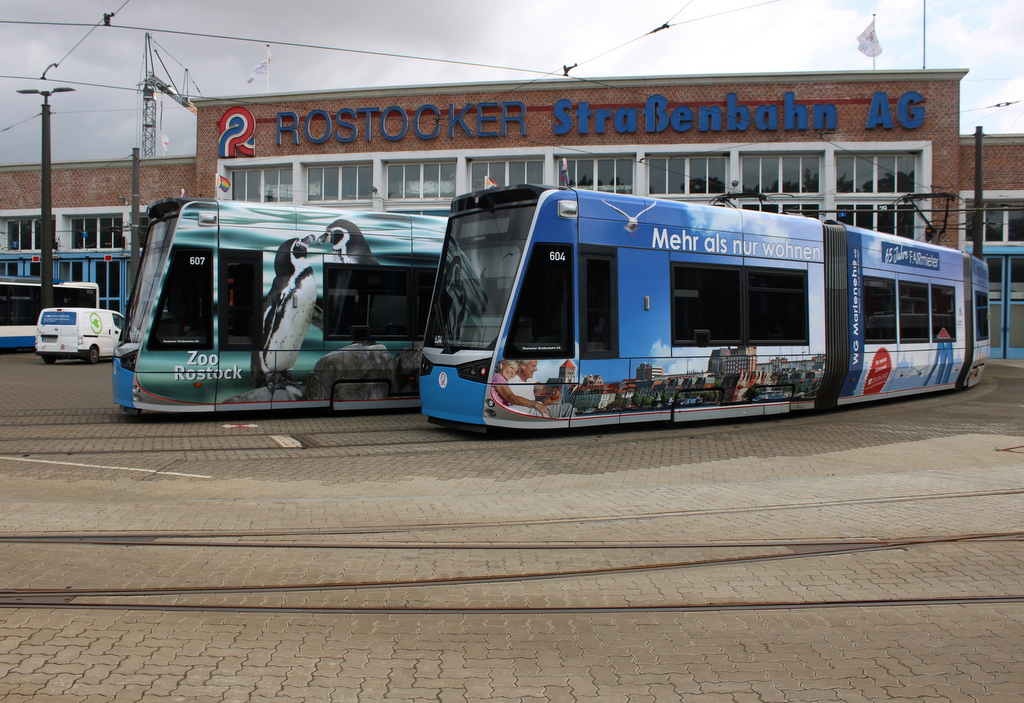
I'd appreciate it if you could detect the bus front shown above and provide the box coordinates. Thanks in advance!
[420,185,574,430]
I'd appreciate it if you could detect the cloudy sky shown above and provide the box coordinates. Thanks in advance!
[2,0,1023,165]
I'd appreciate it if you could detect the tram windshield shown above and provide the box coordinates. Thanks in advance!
[124,216,176,344]
[427,204,535,352]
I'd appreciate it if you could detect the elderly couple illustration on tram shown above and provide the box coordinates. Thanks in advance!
[491,359,574,418]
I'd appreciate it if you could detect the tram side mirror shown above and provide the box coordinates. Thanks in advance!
[352,325,371,343]
[694,329,710,348]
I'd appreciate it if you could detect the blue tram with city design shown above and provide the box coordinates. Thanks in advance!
[419,185,989,431]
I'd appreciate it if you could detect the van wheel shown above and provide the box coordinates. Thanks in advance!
[42,356,57,365]
[86,346,100,364]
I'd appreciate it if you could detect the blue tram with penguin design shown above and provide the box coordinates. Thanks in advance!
[112,198,445,413]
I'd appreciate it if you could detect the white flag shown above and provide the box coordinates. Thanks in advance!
[857,20,882,58]
[247,55,270,83]
[161,133,169,156]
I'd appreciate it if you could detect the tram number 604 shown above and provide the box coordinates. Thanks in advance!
[549,250,566,262]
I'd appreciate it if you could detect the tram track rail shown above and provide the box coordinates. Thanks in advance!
[2,532,1022,614]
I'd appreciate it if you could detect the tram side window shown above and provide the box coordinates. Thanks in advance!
[582,256,617,357]
[149,249,213,349]
[507,244,573,357]
[898,281,930,342]
[747,271,808,344]
[863,277,896,343]
[415,270,435,337]
[931,284,956,341]
[672,266,741,345]
[323,266,410,339]
[221,255,262,349]
[975,292,990,341]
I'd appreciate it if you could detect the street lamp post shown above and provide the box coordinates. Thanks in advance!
[17,87,75,309]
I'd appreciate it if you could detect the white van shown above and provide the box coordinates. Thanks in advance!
[35,307,124,364]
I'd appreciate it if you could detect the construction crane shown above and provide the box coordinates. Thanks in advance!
[140,33,196,157]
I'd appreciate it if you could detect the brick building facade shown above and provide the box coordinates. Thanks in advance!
[3,69,1023,355]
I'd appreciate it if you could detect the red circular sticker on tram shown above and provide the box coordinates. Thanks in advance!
[863,348,892,395]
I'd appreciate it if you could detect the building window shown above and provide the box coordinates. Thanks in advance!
[387,163,456,199]
[836,155,915,194]
[966,204,1024,243]
[470,160,543,191]
[741,156,819,194]
[308,165,373,201]
[71,216,124,250]
[563,158,633,194]
[57,261,86,282]
[231,168,293,202]
[648,156,727,195]
[836,204,916,238]
[7,219,38,250]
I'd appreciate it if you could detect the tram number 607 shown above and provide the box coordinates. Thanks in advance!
[189,256,206,266]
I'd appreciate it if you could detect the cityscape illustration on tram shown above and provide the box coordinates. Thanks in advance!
[419,184,990,431]
[112,198,444,413]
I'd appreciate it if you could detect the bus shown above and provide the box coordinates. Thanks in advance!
[0,276,100,350]
[419,185,990,431]
[112,198,445,413]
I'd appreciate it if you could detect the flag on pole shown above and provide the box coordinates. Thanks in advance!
[217,174,231,192]
[483,176,498,189]
[247,52,271,84]
[559,158,569,185]
[161,133,170,156]
[857,19,882,58]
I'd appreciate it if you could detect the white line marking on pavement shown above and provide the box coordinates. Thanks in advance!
[0,456,212,479]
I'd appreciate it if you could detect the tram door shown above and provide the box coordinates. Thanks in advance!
[987,256,1024,359]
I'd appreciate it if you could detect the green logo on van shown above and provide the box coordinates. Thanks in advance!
[89,312,103,334]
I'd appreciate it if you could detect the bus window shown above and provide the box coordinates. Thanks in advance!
[324,267,410,339]
[149,249,213,349]
[221,254,262,349]
[507,244,573,357]
[898,281,930,342]
[863,277,896,343]
[976,291,990,341]
[931,284,956,340]
[581,254,617,357]
[672,266,742,346]
[747,270,807,344]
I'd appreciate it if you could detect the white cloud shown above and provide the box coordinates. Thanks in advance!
[2,0,1023,163]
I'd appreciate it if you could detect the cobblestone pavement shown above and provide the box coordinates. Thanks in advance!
[0,351,1022,702]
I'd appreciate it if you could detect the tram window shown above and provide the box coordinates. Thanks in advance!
[415,270,435,337]
[898,281,930,342]
[324,266,410,339]
[149,249,213,349]
[581,256,617,357]
[931,284,956,341]
[863,277,896,342]
[976,292,990,341]
[221,254,261,349]
[672,266,741,345]
[507,244,573,357]
[747,271,807,344]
